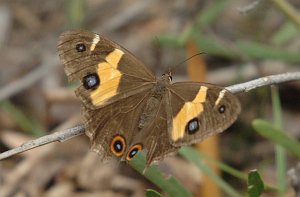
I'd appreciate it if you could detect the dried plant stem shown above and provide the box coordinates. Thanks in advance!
[226,72,300,93]
[238,0,262,14]
[270,0,300,29]
[0,124,85,160]
[0,72,300,161]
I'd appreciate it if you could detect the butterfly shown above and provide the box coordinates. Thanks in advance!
[57,30,241,166]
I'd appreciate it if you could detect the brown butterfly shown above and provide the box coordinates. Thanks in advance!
[57,30,241,166]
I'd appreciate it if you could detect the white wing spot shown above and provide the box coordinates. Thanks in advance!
[90,34,100,51]
[215,89,226,106]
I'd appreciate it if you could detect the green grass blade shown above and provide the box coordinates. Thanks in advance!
[179,147,242,197]
[145,189,164,197]
[248,170,265,197]
[194,0,229,28]
[155,0,229,48]
[237,41,300,64]
[0,100,45,136]
[175,0,229,45]
[195,36,239,59]
[252,119,300,158]
[271,22,299,45]
[188,147,248,181]
[154,35,183,48]
[271,86,287,196]
[159,34,300,64]
[65,0,86,29]
[129,152,193,197]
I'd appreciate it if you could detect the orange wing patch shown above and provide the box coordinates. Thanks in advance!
[171,86,208,141]
[90,48,124,106]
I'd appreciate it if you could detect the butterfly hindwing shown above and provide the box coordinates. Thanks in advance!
[58,30,156,109]
[167,82,241,146]
[83,90,151,161]
[128,94,179,166]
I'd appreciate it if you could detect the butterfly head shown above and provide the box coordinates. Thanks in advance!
[161,72,172,83]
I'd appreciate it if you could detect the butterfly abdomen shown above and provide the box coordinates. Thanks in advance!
[138,80,169,129]
[138,97,162,129]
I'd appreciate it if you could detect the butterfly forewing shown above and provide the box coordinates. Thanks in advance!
[167,82,241,146]
[58,30,156,109]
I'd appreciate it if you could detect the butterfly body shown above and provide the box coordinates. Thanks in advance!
[138,75,170,129]
[58,30,241,166]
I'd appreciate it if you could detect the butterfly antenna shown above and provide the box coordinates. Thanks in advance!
[169,52,206,73]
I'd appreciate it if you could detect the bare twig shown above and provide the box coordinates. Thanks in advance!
[0,72,300,161]
[270,0,300,29]
[0,115,81,196]
[237,0,263,15]
[226,72,300,93]
[0,124,85,160]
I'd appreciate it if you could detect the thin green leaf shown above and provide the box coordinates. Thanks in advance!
[65,0,86,29]
[194,0,229,28]
[179,147,242,197]
[183,147,248,181]
[145,189,164,197]
[237,41,300,64]
[252,119,300,158]
[153,35,183,48]
[196,36,238,59]
[159,34,300,64]
[271,86,287,196]
[0,100,45,136]
[129,152,193,197]
[271,22,299,45]
[248,170,265,197]
[183,146,277,192]
[178,0,229,45]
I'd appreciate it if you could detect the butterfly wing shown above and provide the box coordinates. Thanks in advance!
[127,94,179,166]
[83,90,152,161]
[57,30,158,161]
[84,88,178,165]
[167,82,241,146]
[58,30,156,109]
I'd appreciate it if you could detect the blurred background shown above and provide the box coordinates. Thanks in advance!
[0,0,300,197]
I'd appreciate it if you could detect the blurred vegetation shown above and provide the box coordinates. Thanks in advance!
[1,0,300,196]
[127,1,300,196]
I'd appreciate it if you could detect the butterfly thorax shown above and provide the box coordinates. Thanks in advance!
[151,75,171,97]
[137,75,170,130]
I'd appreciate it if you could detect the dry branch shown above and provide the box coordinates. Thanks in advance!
[0,124,85,160]
[0,72,300,161]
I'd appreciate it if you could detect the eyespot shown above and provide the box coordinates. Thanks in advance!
[110,135,126,157]
[82,73,100,90]
[186,118,200,134]
[76,43,86,52]
[126,143,143,161]
[218,104,226,113]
